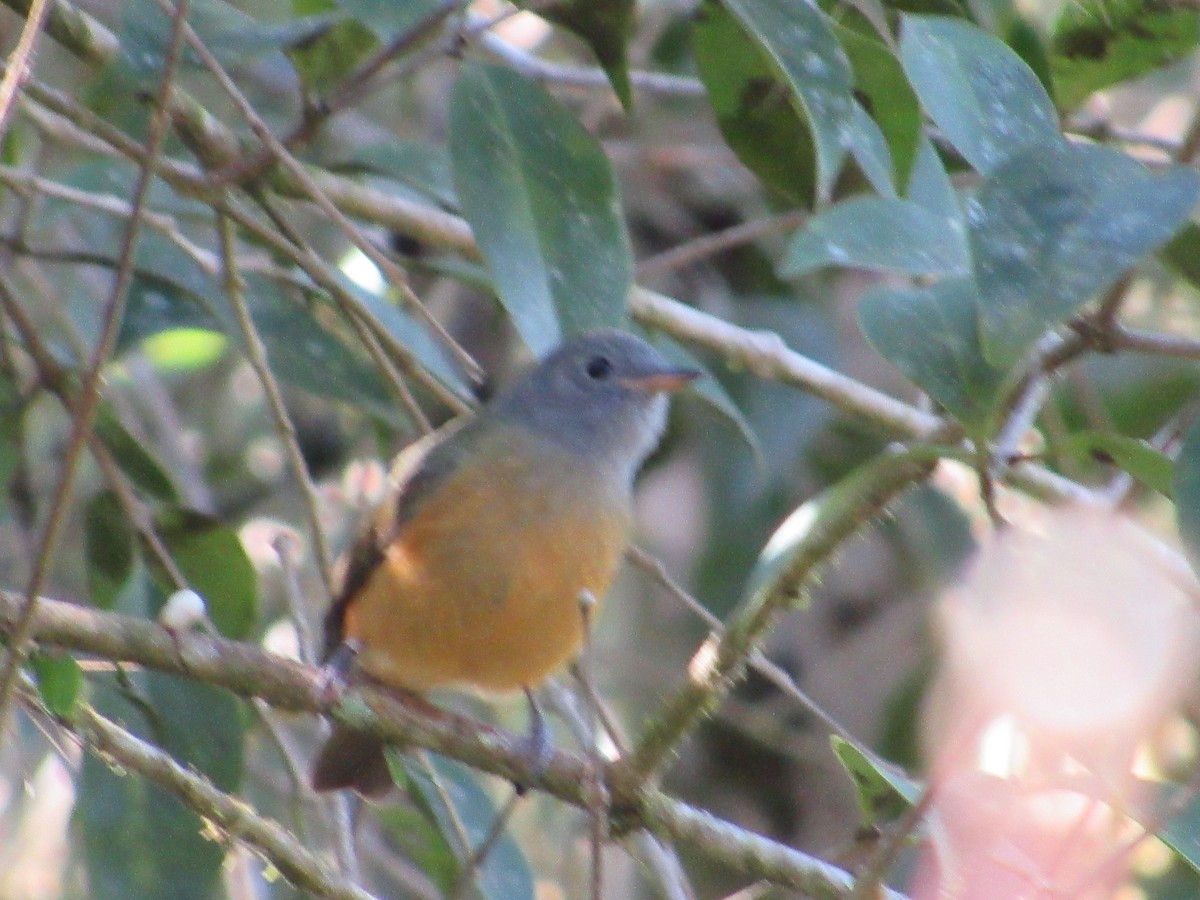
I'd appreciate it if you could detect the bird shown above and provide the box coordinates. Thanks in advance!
[311,328,698,795]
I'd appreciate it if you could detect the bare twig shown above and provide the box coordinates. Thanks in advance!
[0,0,51,140]
[217,210,337,596]
[636,211,807,280]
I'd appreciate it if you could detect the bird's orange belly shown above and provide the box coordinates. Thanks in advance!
[344,474,629,693]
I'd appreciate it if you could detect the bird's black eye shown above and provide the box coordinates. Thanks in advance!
[585,355,613,380]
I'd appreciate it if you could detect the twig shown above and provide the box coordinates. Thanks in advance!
[210,0,467,186]
[473,26,705,99]
[215,193,471,416]
[636,211,807,280]
[625,545,861,748]
[617,448,935,789]
[0,0,190,742]
[0,0,51,140]
[62,699,378,900]
[0,588,894,897]
[151,0,481,383]
[643,793,908,900]
[216,209,337,596]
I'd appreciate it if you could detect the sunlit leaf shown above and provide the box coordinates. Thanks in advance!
[831,735,921,825]
[31,652,84,718]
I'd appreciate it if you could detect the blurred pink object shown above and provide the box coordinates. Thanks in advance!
[915,508,1199,898]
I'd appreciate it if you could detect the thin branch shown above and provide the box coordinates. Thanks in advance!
[0,588,893,897]
[617,448,935,789]
[215,193,471,416]
[629,287,945,439]
[0,0,51,140]
[151,0,481,383]
[473,26,705,99]
[0,0,190,739]
[643,793,908,900]
[62,699,378,900]
[216,209,337,597]
[636,211,807,280]
[211,0,468,186]
[625,544,861,748]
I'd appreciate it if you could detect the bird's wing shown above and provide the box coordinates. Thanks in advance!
[319,416,477,661]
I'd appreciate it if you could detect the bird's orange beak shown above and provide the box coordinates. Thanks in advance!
[620,368,701,394]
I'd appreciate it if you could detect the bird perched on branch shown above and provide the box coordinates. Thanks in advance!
[312,328,698,795]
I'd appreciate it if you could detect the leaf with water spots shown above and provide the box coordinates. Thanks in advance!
[783,196,968,278]
[968,141,1200,365]
[719,0,855,202]
[900,15,1059,175]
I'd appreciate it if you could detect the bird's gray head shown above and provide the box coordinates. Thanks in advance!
[492,329,699,479]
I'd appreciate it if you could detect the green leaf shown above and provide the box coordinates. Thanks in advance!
[694,0,817,205]
[783,196,969,277]
[286,3,377,89]
[906,134,961,221]
[158,510,257,639]
[720,0,855,201]
[1051,0,1200,111]
[111,0,317,86]
[831,735,921,825]
[336,0,448,40]
[449,63,632,353]
[1173,415,1200,582]
[1159,783,1200,877]
[85,491,138,610]
[533,0,636,109]
[247,276,403,423]
[0,373,26,517]
[397,753,536,899]
[1059,431,1173,497]
[1161,222,1200,292]
[858,278,1008,433]
[93,406,180,503]
[900,15,1060,175]
[843,101,898,199]
[376,802,459,895]
[31,652,84,718]
[837,19,921,189]
[969,141,1200,365]
[329,139,457,209]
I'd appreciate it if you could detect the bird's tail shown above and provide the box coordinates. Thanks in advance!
[311,725,394,797]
